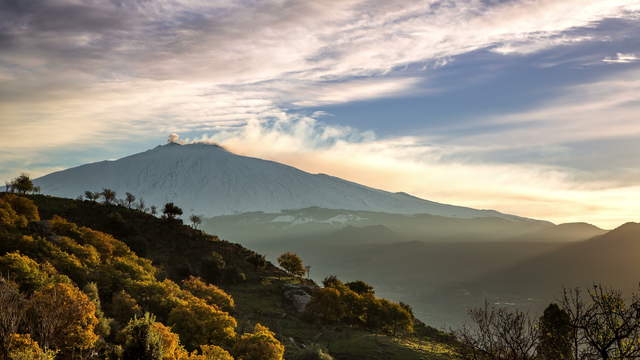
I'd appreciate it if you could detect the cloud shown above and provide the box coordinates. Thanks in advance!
[2,0,640,227]
[491,35,595,55]
[2,0,639,156]
[603,53,640,63]
[190,113,640,229]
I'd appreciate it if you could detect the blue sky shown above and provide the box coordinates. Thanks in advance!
[1,0,640,227]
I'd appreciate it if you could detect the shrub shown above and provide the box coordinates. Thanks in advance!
[181,276,235,311]
[6,334,56,360]
[168,298,237,350]
[233,324,284,360]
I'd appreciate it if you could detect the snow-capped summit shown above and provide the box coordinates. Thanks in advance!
[34,142,525,220]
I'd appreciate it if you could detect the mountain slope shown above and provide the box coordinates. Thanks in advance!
[6,193,459,360]
[478,222,640,298]
[34,142,527,220]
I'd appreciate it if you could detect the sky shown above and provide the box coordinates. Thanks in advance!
[1,0,640,228]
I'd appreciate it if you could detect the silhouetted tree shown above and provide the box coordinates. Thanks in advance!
[9,174,34,194]
[277,252,306,277]
[101,188,116,205]
[125,192,136,208]
[150,205,157,216]
[162,202,183,220]
[84,191,100,202]
[346,280,375,296]
[190,215,202,229]
[538,303,573,360]
[135,198,146,212]
[561,285,640,359]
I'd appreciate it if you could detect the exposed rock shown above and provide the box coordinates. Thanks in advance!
[283,283,314,313]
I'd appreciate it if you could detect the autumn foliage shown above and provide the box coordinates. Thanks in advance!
[0,195,286,360]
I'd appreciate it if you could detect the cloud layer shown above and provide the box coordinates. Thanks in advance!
[2,0,640,227]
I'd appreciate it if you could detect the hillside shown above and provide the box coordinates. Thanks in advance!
[203,207,560,246]
[0,193,459,360]
[476,222,640,298]
[33,142,526,221]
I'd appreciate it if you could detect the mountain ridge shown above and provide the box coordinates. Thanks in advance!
[33,142,533,221]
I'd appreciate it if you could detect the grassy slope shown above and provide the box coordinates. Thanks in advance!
[27,195,459,360]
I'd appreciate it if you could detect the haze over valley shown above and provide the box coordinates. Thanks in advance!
[3,1,640,359]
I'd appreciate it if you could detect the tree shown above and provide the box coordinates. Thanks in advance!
[135,198,146,212]
[346,280,374,296]
[0,278,26,358]
[28,282,99,353]
[538,303,573,360]
[456,301,538,360]
[561,285,640,359]
[84,191,101,202]
[190,215,202,229]
[8,174,34,194]
[162,203,183,220]
[101,188,116,205]
[305,288,345,323]
[233,323,284,360]
[125,192,136,208]
[150,206,157,216]
[168,297,236,350]
[121,313,182,360]
[277,252,305,277]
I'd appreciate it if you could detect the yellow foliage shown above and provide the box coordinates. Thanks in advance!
[29,282,99,352]
[181,276,235,311]
[233,324,284,360]
[168,297,237,350]
[7,333,56,360]
[4,195,39,222]
[0,197,28,228]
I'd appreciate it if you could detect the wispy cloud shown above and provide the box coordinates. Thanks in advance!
[191,112,640,229]
[603,53,640,63]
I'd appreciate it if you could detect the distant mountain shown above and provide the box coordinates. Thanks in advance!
[33,142,529,220]
[478,222,640,298]
[511,222,606,242]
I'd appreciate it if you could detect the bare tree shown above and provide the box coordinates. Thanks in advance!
[561,285,640,360]
[456,301,538,360]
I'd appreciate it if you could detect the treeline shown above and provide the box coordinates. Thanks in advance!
[0,194,284,360]
[5,174,203,228]
[270,251,414,336]
[457,284,640,359]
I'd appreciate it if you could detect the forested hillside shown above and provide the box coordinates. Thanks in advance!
[0,193,458,360]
